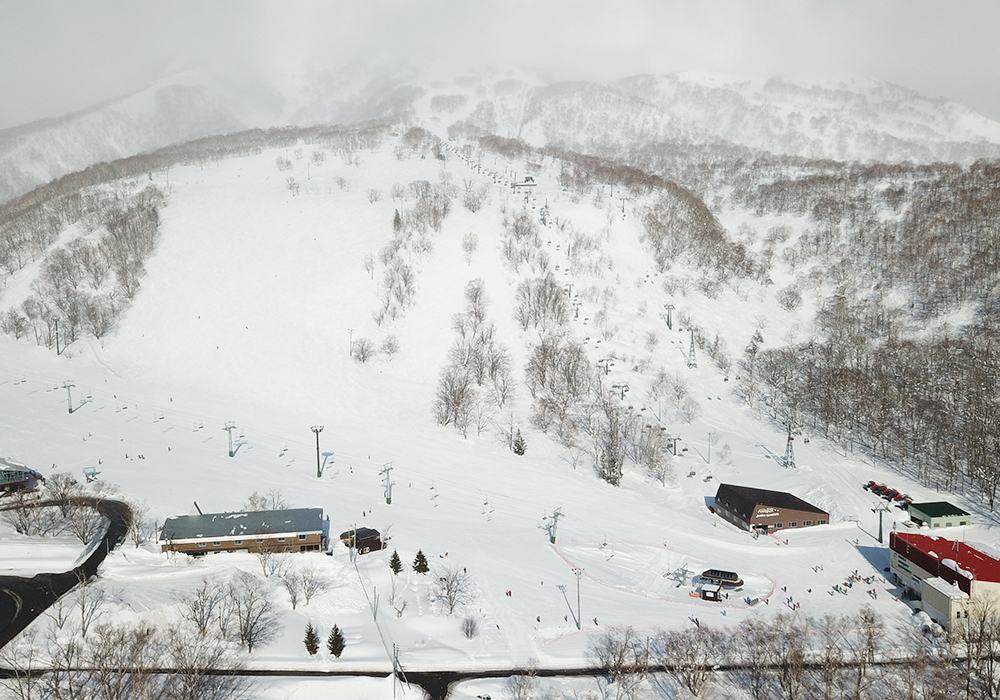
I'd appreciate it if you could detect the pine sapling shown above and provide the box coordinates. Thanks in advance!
[513,429,526,456]
[304,622,320,656]
[390,549,403,576]
[327,624,346,658]
[413,549,429,574]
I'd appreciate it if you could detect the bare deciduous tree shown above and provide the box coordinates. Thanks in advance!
[242,490,287,512]
[282,572,302,610]
[430,565,474,615]
[380,334,400,360]
[462,231,479,264]
[299,565,328,605]
[179,578,224,637]
[461,616,479,640]
[652,624,720,697]
[504,660,540,700]
[74,571,107,637]
[588,625,648,700]
[166,622,250,700]
[353,337,376,363]
[227,570,279,653]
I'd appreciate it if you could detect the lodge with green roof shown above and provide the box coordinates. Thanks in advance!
[908,501,970,530]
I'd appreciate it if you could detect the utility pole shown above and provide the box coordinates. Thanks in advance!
[348,329,354,357]
[687,329,698,368]
[573,567,584,629]
[54,318,60,355]
[783,423,796,470]
[872,500,892,544]
[223,422,236,457]
[311,426,324,478]
[381,462,394,504]
[547,507,564,544]
[63,381,75,414]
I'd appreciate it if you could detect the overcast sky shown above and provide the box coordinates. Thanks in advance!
[2,0,1000,130]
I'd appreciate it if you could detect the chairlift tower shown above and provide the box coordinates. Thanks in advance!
[311,426,324,477]
[381,462,395,505]
[63,381,75,414]
[686,329,698,368]
[546,508,564,544]
[223,422,236,458]
[783,423,796,470]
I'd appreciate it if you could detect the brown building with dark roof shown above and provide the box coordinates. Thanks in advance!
[159,507,327,555]
[713,483,828,533]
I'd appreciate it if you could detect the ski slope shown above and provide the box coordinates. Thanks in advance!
[0,131,994,699]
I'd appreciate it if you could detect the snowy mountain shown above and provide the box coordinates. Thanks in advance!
[2,64,1000,697]
[0,66,423,205]
[1,113,997,697]
[5,67,1000,206]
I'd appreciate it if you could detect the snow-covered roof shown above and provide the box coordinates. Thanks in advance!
[923,576,969,600]
[159,507,324,543]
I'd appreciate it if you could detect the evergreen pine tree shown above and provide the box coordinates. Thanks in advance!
[390,549,403,576]
[327,624,345,658]
[393,209,403,232]
[513,429,526,456]
[413,549,429,574]
[304,622,320,656]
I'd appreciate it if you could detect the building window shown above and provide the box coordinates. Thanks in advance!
[298,534,307,540]
[789,521,797,527]
[775,523,783,529]
[933,523,940,528]
[819,519,827,524]
[213,541,221,546]
[278,537,286,542]
[234,540,243,545]
[804,521,812,526]
[960,521,969,526]
[946,522,953,527]
[198,542,207,548]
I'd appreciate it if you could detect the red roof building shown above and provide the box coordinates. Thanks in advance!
[889,531,1000,627]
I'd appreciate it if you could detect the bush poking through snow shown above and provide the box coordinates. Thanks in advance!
[461,616,479,640]
[353,337,376,363]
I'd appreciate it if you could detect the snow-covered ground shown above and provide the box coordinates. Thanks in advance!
[0,133,994,698]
